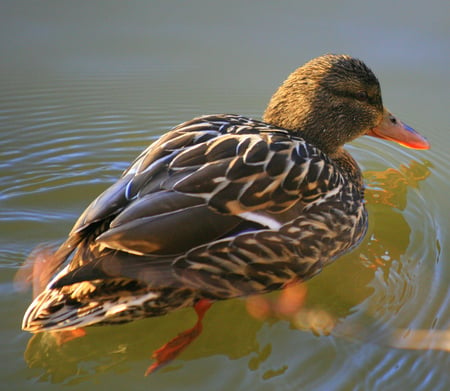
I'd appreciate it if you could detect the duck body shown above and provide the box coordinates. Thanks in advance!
[23,114,367,330]
[22,54,429,333]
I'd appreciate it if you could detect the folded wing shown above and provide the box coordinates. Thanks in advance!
[51,115,347,292]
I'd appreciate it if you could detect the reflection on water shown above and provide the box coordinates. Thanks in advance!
[21,160,441,383]
[364,160,433,209]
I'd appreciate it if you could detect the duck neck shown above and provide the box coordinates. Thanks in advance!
[263,91,343,155]
[329,148,363,190]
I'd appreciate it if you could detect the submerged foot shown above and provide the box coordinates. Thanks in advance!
[246,282,307,320]
[145,299,212,376]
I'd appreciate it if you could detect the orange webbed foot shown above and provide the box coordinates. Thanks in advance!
[145,299,212,376]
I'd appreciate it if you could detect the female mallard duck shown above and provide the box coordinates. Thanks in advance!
[22,54,429,372]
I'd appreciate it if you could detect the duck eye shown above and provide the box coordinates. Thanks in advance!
[355,91,369,102]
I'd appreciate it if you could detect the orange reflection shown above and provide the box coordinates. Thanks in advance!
[364,159,432,209]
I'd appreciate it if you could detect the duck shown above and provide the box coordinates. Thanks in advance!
[21,54,429,373]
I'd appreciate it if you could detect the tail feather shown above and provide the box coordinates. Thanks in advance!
[20,237,194,333]
[22,283,105,332]
[21,278,169,332]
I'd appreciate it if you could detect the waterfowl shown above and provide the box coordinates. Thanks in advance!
[21,54,429,373]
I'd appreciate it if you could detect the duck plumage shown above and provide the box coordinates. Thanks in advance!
[22,54,429,333]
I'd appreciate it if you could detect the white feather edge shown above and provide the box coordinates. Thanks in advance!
[238,211,282,230]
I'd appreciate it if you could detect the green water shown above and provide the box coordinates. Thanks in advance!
[1,1,449,390]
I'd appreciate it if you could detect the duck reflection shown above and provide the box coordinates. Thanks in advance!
[23,159,432,381]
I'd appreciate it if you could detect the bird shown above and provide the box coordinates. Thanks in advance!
[21,54,429,374]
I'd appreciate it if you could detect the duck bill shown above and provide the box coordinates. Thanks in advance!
[367,109,430,150]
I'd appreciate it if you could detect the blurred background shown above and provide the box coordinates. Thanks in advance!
[1,1,449,390]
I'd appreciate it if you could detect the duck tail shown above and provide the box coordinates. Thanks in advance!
[21,280,105,333]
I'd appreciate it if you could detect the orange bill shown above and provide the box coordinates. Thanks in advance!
[367,108,430,150]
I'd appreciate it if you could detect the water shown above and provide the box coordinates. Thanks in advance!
[1,1,449,390]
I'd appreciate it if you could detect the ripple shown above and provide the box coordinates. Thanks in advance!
[0,80,171,202]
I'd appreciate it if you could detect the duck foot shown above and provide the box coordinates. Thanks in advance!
[246,282,307,320]
[145,299,212,376]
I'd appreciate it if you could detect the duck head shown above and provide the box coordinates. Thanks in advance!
[263,54,430,155]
